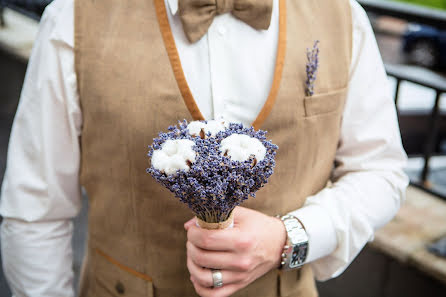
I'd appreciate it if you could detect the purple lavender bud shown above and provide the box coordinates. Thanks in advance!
[305,40,320,97]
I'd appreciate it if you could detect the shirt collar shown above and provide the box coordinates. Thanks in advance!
[167,0,179,15]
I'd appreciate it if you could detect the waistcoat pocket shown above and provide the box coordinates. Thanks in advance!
[91,249,154,297]
[279,269,301,297]
[303,87,348,117]
[279,265,318,297]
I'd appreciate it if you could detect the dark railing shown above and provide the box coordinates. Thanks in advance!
[360,0,446,199]
[0,0,50,21]
[0,6,4,27]
[385,64,446,199]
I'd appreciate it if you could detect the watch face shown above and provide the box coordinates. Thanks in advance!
[290,243,308,268]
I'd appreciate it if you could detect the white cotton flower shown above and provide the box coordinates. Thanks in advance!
[187,120,229,138]
[151,139,196,175]
[220,134,266,162]
[186,121,206,137]
[205,120,229,135]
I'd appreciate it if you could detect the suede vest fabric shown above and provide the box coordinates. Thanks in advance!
[74,0,352,296]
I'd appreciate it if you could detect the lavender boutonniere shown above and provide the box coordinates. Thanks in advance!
[305,40,320,97]
[147,120,278,229]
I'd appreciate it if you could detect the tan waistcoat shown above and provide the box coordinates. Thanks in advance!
[75,0,352,296]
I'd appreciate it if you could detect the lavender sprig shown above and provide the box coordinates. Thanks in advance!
[147,121,278,223]
[305,40,320,97]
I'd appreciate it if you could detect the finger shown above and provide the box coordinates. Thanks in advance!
[184,217,196,230]
[187,241,248,272]
[187,256,246,288]
[187,225,238,251]
[191,278,244,297]
[187,256,214,287]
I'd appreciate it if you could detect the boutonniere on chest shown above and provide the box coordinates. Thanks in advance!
[147,120,278,230]
[305,40,320,97]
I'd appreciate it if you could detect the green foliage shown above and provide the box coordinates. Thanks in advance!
[391,0,446,10]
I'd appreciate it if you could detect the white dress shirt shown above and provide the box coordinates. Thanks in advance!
[0,0,408,296]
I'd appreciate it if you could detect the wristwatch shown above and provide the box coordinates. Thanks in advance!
[279,214,309,270]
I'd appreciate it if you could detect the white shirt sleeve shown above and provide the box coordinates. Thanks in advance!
[289,0,409,281]
[0,0,81,296]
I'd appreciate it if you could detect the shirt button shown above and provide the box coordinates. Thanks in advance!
[217,25,226,36]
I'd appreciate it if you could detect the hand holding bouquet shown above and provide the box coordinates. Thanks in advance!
[147,120,278,229]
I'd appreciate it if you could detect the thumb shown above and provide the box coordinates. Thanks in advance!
[184,217,196,230]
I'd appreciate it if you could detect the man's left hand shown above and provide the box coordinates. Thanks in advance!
[184,206,287,297]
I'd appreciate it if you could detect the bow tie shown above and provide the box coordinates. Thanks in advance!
[178,0,273,43]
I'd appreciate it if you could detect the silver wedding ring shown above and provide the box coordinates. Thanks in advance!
[211,269,223,288]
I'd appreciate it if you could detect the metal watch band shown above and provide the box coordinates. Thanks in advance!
[279,214,309,270]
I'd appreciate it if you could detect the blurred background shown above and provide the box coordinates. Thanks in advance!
[1,0,446,296]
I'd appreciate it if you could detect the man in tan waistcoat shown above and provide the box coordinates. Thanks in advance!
[0,0,408,296]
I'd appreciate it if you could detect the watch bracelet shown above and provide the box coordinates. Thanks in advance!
[277,214,309,270]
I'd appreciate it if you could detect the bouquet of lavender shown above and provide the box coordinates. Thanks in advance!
[147,120,278,229]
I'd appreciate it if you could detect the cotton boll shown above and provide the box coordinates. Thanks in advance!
[228,146,248,162]
[205,120,227,136]
[187,121,207,137]
[177,142,196,163]
[162,139,179,156]
[151,150,168,170]
[187,120,229,138]
[166,155,189,175]
[220,134,266,162]
[151,139,196,175]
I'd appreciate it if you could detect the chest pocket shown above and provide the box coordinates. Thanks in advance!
[91,249,154,297]
[303,87,348,117]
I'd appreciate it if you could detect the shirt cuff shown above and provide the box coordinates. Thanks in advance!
[288,204,338,263]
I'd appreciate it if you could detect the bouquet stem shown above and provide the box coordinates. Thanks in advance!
[196,211,234,230]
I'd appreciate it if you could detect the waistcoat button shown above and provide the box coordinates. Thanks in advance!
[115,282,125,294]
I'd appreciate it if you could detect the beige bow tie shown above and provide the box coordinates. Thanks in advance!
[178,0,273,43]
